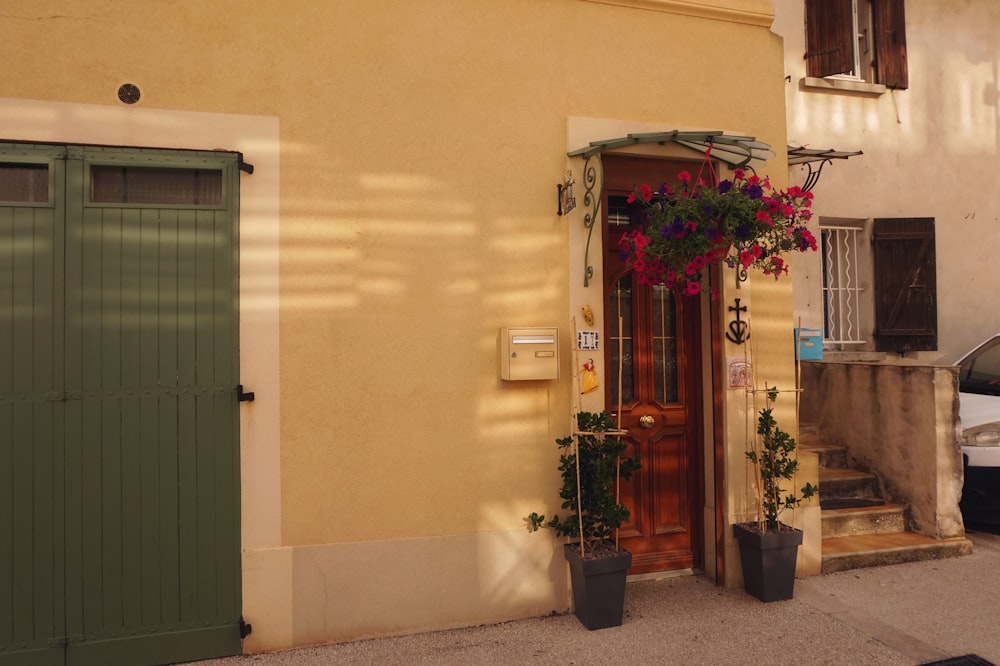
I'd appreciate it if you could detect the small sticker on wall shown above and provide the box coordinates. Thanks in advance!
[577,330,600,351]
[727,359,751,389]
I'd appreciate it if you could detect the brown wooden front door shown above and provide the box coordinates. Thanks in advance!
[602,155,704,575]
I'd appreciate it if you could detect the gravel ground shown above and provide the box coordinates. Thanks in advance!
[184,528,1000,666]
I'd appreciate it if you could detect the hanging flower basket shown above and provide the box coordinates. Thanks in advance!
[618,167,818,297]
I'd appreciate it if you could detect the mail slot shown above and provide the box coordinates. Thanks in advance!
[500,327,559,380]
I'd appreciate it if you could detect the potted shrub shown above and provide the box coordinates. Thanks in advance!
[733,387,818,602]
[528,411,641,630]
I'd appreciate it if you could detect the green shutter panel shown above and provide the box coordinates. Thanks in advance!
[873,0,909,89]
[805,0,854,78]
[873,218,936,353]
[63,148,242,666]
[0,145,67,666]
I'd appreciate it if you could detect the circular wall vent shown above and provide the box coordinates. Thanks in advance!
[117,83,141,105]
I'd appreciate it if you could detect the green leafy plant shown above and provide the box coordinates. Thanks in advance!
[619,169,817,297]
[528,411,641,554]
[745,387,818,532]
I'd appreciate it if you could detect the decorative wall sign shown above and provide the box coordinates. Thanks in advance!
[577,330,600,351]
[580,358,598,394]
[557,169,577,215]
[727,359,751,389]
[726,298,750,345]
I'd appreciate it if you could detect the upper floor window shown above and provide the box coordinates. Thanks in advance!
[805,0,908,89]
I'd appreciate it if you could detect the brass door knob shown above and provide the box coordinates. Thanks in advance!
[639,415,655,429]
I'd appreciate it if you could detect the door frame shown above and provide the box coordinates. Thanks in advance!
[0,96,284,649]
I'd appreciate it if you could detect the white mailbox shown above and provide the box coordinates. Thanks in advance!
[500,327,559,381]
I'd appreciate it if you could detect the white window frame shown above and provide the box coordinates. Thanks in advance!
[820,218,873,349]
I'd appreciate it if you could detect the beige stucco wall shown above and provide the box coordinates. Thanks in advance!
[775,0,1000,363]
[0,0,810,651]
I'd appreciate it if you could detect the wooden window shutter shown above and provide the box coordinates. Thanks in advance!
[805,0,854,78]
[873,0,909,89]
[873,218,936,352]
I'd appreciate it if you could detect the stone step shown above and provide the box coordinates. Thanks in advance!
[821,502,906,537]
[800,442,847,469]
[818,467,880,499]
[821,532,973,574]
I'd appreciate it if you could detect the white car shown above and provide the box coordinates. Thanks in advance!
[956,335,1000,525]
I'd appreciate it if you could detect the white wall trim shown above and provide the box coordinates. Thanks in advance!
[0,97,283,551]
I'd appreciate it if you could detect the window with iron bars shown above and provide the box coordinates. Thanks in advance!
[821,222,871,348]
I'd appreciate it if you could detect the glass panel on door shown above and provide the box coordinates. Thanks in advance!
[608,274,634,405]
[651,285,678,403]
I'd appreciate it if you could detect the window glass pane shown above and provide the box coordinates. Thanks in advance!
[960,339,1000,395]
[652,285,678,403]
[91,166,222,205]
[607,195,632,227]
[0,163,49,202]
[608,274,634,405]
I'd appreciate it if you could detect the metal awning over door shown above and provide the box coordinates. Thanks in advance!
[565,130,775,286]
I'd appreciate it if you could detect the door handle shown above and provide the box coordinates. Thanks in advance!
[638,415,655,429]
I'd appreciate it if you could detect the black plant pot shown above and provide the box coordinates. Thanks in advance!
[733,522,803,602]
[563,543,632,630]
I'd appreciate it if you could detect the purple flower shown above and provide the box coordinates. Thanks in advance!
[718,180,733,194]
[743,184,764,200]
[734,223,752,240]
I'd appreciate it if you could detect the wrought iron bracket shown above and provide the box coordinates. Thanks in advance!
[238,152,254,174]
[581,153,602,287]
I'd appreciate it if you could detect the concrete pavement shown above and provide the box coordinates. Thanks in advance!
[184,529,1000,666]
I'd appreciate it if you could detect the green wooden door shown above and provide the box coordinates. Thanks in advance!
[0,144,242,666]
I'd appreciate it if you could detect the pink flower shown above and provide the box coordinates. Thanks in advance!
[734,168,745,179]
[685,281,702,296]
[678,171,692,184]
[756,210,773,225]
